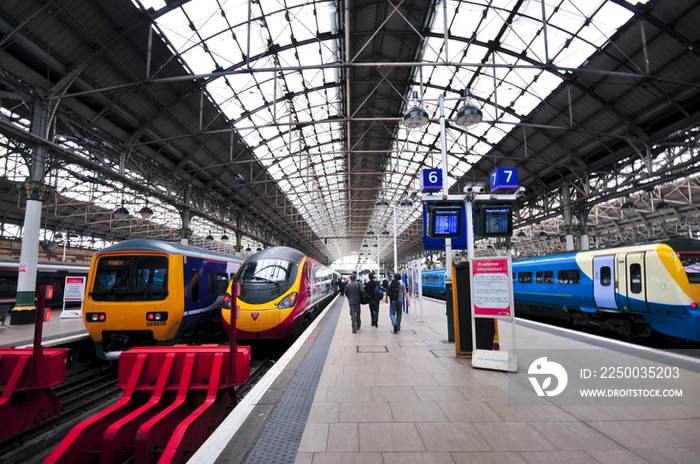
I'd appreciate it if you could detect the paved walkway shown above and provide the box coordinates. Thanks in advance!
[294,296,700,464]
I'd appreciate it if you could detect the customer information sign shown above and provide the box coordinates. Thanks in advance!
[470,257,517,372]
[472,258,512,317]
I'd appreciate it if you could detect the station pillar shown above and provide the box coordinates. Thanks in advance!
[445,278,454,343]
[12,100,51,325]
[179,206,191,246]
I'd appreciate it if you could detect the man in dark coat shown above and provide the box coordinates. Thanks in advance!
[344,273,362,333]
[364,273,380,327]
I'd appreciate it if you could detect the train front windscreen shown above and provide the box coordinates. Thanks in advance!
[91,255,169,301]
[236,258,299,304]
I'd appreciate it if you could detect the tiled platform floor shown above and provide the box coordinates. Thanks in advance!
[0,310,88,347]
[294,296,700,464]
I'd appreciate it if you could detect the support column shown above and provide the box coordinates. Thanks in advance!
[560,183,575,251]
[179,186,192,246]
[179,209,192,246]
[578,209,591,251]
[12,100,51,325]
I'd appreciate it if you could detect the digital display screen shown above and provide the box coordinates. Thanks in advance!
[479,205,513,237]
[428,206,463,239]
[435,212,459,235]
[483,207,511,234]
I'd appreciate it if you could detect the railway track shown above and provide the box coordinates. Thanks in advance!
[0,362,120,464]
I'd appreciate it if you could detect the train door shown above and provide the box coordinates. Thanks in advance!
[616,254,629,311]
[593,255,617,309]
[625,252,649,313]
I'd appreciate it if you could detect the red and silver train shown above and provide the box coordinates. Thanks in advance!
[222,247,340,341]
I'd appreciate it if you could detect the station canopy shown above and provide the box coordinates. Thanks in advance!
[1,0,699,265]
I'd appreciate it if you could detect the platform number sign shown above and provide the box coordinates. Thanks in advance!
[490,168,518,192]
[421,168,443,193]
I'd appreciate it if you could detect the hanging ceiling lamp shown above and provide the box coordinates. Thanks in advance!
[139,198,154,219]
[402,91,429,130]
[454,89,483,128]
[114,200,129,220]
[206,231,214,241]
[621,197,636,217]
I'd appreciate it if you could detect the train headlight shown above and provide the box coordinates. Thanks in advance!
[222,293,232,310]
[86,312,106,322]
[277,292,299,309]
[146,312,168,321]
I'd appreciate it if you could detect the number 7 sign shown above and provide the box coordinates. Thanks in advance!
[490,168,518,192]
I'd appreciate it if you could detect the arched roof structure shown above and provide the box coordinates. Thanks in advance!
[0,0,699,266]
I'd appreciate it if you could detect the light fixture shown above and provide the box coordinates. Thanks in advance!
[221,234,229,241]
[362,243,368,247]
[54,232,63,240]
[621,198,636,216]
[399,198,413,208]
[381,229,390,236]
[656,199,674,215]
[402,91,429,130]
[376,198,390,206]
[206,231,214,241]
[454,89,483,128]
[114,200,129,220]
[367,228,375,235]
[538,231,549,240]
[245,246,251,252]
[139,199,154,219]
[256,245,262,251]
[41,241,59,253]
[517,231,526,238]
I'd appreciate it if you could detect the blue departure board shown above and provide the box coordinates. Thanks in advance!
[482,206,512,236]
[428,206,463,238]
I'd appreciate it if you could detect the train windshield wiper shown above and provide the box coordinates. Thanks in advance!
[249,276,280,286]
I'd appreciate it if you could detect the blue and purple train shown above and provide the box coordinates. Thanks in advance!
[83,239,244,359]
[422,239,700,342]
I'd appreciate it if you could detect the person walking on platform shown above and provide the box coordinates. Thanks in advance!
[344,273,363,333]
[339,278,346,296]
[387,273,409,334]
[364,273,381,327]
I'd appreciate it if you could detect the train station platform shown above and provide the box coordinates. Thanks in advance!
[0,310,88,348]
[194,295,700,464]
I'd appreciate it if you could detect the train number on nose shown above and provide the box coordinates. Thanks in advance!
[146,321,167,326]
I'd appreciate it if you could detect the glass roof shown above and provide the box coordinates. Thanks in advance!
[136,0,640,261]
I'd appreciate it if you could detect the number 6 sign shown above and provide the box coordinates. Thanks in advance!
[421,168,442,193]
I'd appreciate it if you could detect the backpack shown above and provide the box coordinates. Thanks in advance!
[387,280,400,300]
[374,283,384,301]
[359,287,371,305]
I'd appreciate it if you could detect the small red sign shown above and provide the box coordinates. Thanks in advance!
[251,312,259,321]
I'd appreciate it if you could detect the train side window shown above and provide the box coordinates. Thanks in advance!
[558,270,580,284]
[600,266,612,286]
[518,272,532,284]
[190,269,200,303]
[0,276,18,296]
[208,272,216,297]
[629,264,641,293]
[536,271,553,284]
[512,272,515,283]
[217,273,228,295]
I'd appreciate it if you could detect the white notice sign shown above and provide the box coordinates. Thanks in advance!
[60,276,87,318]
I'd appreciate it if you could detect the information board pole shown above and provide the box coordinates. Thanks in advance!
[464,190,523,372]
